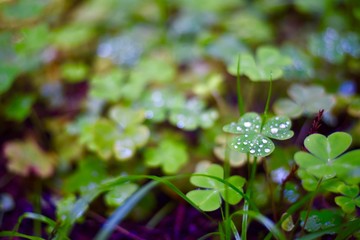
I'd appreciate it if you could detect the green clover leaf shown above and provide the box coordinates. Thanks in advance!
[295,132,360,183]
[273,84,335,118]
[78,106,149,161]
[228,46,292,81]
[299,210,342,232]
[105,183,138,207]
[144,139,188,174]
[223,112,293,157]
[335,185,360,214]
[186,164,245,212]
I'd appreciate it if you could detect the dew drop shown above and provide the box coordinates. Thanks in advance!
[244,122,252,127]
[279,123,286,129]
[265,148,271,153]
[250,149,255,154]
[262,139,268,144]
[271,128,278,134]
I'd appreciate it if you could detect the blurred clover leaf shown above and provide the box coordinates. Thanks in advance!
[3,94,35,122]
[193,74,223,98]
[169,98,218,131]
[104,182,138,207]
[0,65,19,96]
[300,209,342,232]
[295,132,360,183]
[144,139,188,174]
[335,184,360,214]
[131,58,175,84]
[273,84,335,119]
[205,34,249,64]
[228,46,292,81]
[282,46,314,80]
[225,12,272,44]
[89,69,126,102]
[186,164,245,212]
[309,29,360,64]
[63,156,107,193]
[4,138,56,178]
[15,24,49,55]
[61,62,89,83]
[139,89,185,122]
[223,112,293,157]
[1,0,50,20]
[78,106,149,161]
[51,24,95,51]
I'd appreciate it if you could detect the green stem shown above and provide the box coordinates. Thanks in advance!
[261,73,273,128]
[33,181,42,237]
[241,157,258,240]
[236,55,245,116]
[301,177,323,235]
[224,135,231,240]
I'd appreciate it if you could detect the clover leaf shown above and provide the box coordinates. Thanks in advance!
[144,139,188,174]
[78,106,149,161]
[300,210,342,232]
[335,185,360,214]
[169,98,218,131]
[4,138,56,178]
[273,84,335,118]
[228,46,292,81]
[186,164,245,212]
[89,69,126,102]
[139,89,185,122]
[223,112,293,157]
[294,132,360,183]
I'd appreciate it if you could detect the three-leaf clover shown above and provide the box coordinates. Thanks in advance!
[144,139,188,174]
[223,112,294,157]
[294,132,360,183]
[227,46,292,81]
[273,84,335,118]
[186,164,245,212]
[334,184,360,214]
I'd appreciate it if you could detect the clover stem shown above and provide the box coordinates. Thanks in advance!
[300,177,323,235]
[224,135,231,240]
[236,55,245,116]
[241,156,258,240]
[261,73,273,128]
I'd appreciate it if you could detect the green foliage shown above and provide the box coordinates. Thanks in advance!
[228,46,292,81]
[335,184,360,214]
[273,84,335,118]
[144,139,188,174]
[78,106,149,160]
[186,164,245,211]
[61,62,89,83]
[3,94,35,121]
[300,209,342,232]
[63,156,107,193]
[295,132,360,183]
[223,112,293,157]
[4,138,56,178]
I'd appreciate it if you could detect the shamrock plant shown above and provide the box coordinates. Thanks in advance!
[335,184,360,214]
[140,89,218,131]
[273,84,335,118]
[294,132,360,183]
[227,46,292,81]
[186,164,245,211]
[223,112,294,157]
[76,105,150,161]
[144,138,188,174]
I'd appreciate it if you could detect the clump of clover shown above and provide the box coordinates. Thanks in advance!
[294,132,360,214]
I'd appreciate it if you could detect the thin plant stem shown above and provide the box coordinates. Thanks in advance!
[300,177,323,235]
[236,55,245,116]
[261,72,273,128]
[224,135,231,240]
[33,181,42,237]
[242,156,258,240]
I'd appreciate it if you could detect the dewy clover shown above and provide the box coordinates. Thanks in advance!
[223,112,294,157]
